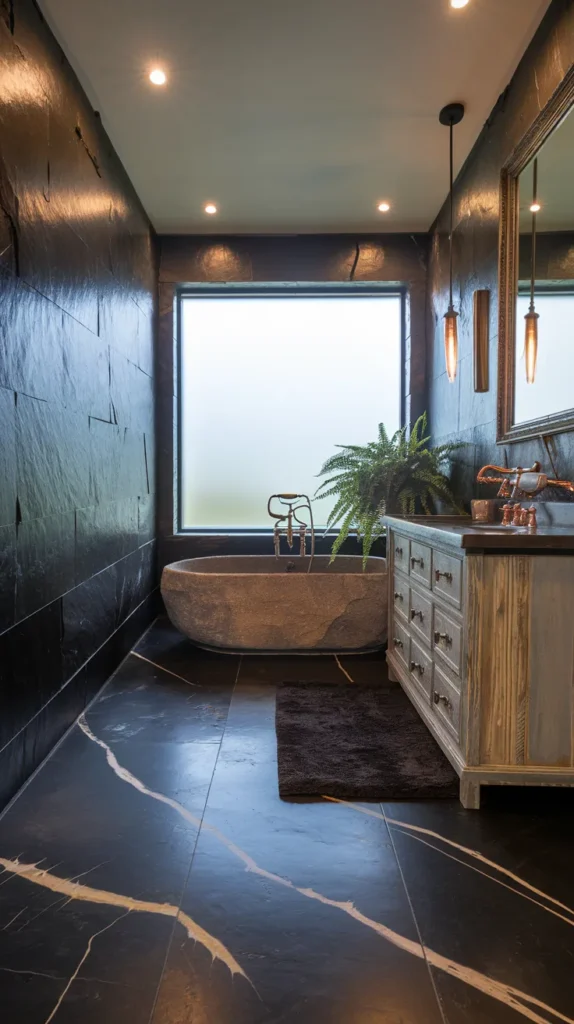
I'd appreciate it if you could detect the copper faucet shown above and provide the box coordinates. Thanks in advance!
[267,493,316,573]
[476,462,574,499]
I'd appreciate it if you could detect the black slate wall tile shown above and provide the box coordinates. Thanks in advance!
[0,20,50,232]
[0,0,156,802]
[88,419,149,505]
[116,541,156,626]
[138,494,156,547]
[62,317,111,422]
[16,395,91,520]
[0,600,63,750]
[75,498,139,584]
[427,3,574,495]
[15,511,75,620]
[110,348,154,432]
[0,270,65,403]
[0,386,16,527]
[0,524,16,635]
[61,562,118,679]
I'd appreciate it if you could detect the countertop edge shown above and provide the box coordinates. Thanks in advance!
[384,516,574,552]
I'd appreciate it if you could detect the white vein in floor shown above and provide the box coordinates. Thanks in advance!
[0,857,250,990]
[77,713,573,1024]
[334,655,355,684]
[44,911,129,1024]
[323,797,574,927]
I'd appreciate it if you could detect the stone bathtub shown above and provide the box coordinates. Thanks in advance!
[161,555,388,654]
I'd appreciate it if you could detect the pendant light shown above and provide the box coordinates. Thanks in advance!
[525,157,539,384]
[439,103,465,382]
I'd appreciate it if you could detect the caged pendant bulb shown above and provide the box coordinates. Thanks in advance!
[444,307,459,383]
[524,309,539,384]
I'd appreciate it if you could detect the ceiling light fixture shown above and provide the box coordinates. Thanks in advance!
[439,102,465,383]
[204,203,218,215]
[525,158,539,384]
[450,0,471,8]
[149,68,167,86]
[377,202,390,213]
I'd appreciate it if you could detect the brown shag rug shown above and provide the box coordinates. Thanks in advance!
[276,683,459,800]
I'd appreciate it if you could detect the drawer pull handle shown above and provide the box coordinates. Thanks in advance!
[411,609,424,621]
[393,638,404,648]
[434,630,453,647]
[395,546,404,556]
[434,691,452,711]
[411,556,424,568]
[394,591,404,601]
[410,661,425,676]
[435,570,453,583]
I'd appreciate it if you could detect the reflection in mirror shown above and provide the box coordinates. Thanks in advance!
[516,108,574,427]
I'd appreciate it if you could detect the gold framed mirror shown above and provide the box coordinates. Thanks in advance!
[498,66,574,443]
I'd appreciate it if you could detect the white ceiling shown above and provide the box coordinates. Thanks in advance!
[41,0,551,234]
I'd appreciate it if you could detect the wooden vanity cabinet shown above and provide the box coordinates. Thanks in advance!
[385,517,574,809]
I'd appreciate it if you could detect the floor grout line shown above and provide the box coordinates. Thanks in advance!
[144,652,243,1024]
[379,802,449,1024]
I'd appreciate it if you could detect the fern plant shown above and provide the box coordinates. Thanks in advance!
[315,413,466,565]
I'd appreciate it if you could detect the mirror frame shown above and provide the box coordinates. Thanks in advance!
[498,65,574,444]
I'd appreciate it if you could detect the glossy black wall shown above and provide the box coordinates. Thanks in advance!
[157,234,428,567]
[427,0,574,501]
[0,0,157,807]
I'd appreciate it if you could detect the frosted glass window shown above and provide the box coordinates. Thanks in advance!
[180,293,402,530]
[515,293,574,424]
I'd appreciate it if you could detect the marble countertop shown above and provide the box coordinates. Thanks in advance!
[384,514,574,551]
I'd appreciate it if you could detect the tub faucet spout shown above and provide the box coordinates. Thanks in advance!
[267,493,315,573]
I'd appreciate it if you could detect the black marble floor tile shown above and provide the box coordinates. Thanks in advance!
[240,647,388,687]
[135,615,241,691]
[1,618,574,1023]
[382,796,574,1024]
[0,625,241,1023]
[151,659,444,1024]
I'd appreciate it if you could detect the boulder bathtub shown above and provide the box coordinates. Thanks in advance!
[161,555,388,654]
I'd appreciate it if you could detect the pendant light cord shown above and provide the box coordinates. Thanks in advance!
[449,119,454,310]
[530,158,538,314]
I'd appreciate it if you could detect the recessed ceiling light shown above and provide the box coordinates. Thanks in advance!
[530,201,541,213]
[377,202,391,213]
[451,0,470,7]
[204,203,218,215]
[149,68,167,86]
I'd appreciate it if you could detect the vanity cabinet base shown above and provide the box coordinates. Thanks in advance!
[386,517,574,809]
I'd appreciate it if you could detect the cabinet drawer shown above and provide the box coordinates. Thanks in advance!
[409,637,433,701]
[392,573,409,622]
[393,535,408,574]
[390,617,409,670]
[409,540,431,588]
[432,549,463,609]
[432,661,461,740]
[433,605,462,679]
[408,586,433,647]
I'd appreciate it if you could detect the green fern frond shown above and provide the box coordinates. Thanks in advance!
[316,411,468,566]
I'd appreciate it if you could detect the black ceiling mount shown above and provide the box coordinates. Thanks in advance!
[439,102,465,126]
